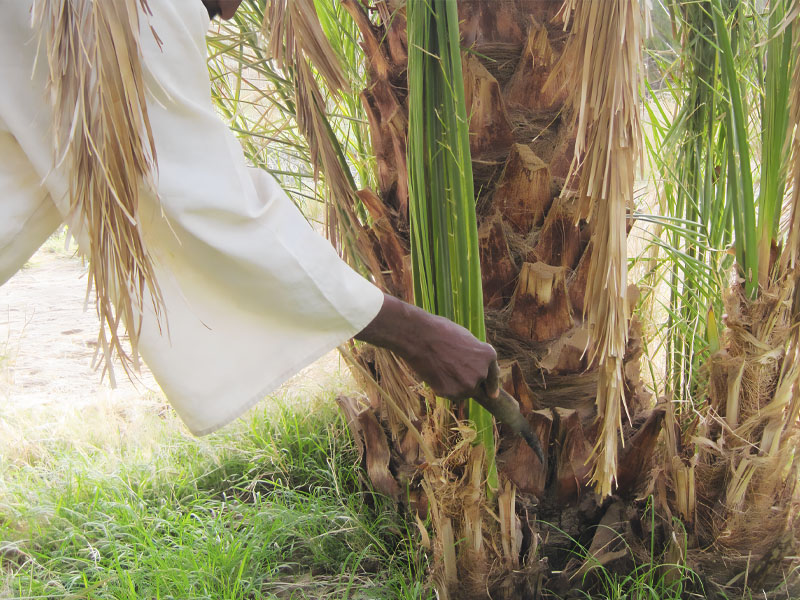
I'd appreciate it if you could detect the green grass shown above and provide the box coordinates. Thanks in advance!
[0,393,430,600]
[1,383,782,600]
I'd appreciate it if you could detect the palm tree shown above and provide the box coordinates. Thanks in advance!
[644,1,800,591]
[242,0,657,597]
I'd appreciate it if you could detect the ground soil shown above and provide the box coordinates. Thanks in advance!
[0,245,158,409]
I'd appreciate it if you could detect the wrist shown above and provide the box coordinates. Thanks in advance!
[355,293,427,359]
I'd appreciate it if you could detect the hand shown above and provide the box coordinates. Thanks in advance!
[355,294,499,402]
[400,312,498,401]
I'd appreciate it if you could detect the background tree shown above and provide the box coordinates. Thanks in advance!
[642,0,800,590]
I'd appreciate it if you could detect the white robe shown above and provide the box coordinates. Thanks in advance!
[0,0,384,434]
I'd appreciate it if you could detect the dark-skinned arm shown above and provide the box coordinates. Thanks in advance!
[355,293,500,402]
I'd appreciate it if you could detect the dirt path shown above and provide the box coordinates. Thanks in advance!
[0,244,160,410]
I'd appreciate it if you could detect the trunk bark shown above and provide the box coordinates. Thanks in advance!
[338,1,659,596]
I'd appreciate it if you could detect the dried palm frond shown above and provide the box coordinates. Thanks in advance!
[262,0,367,263]
[33,0,163,384]
[556,0,646,497]
[264,0,350,94]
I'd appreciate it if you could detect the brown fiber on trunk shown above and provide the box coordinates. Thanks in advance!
[478,217,518,310]
[357,189,411,301]
[527,196,584,268]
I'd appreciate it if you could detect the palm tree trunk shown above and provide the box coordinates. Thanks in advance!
[337,1,659,596]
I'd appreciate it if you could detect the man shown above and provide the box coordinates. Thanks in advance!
[0,0,498,435]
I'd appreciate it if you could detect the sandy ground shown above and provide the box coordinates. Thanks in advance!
[0,243,159,409]
[0,238,353,437]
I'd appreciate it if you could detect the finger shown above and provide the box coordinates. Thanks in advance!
[483,359,501,399]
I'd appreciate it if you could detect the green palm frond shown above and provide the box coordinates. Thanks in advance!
[641,0,796,406]
[407,0,496,490]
